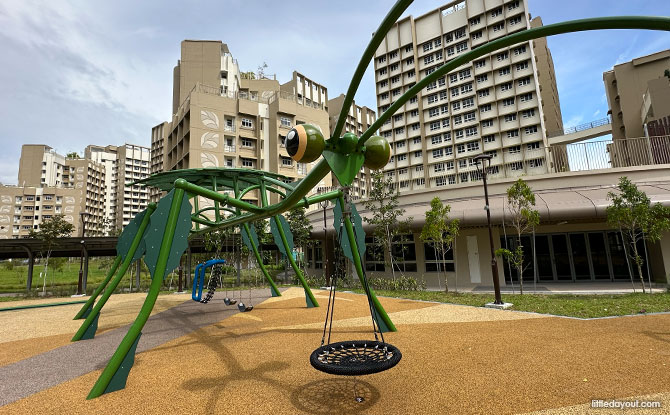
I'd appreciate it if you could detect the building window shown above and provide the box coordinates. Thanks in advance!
[470,16,481,26]
[503,97,515,106]
[427,94,438,104]
[474,59,486,68]
[429,108,440,118]
[365,237,385,272]
[430,121,441,131]
[455,41,468,53]
[462,97,474,108]
[528,158,544,168]
[472,31,483,41]
[458,69,471,80]
[432,149,444,158]
[463,111,476,122]
[242,118,253,128]
[500,82,513,92]
[480,103,492,112]
[499,67,511,76]
[509,145,521,154]
[460,83,473,94]
[380,80,388,88]
[492,22,505,32]
[522,109,535,118]
[482,119,494,128]
[504,114,517,122]
[516,61,529,71]
[476,74,488,83]
[435,177,447,187]
[434,163,445,172]
[510,161,523,171]
[518,77,531,87]
[484,135,495,143]
[431,135,442,145]
[491,7,502,18]
[509,16,522,26]
[242,158,253,167]
[479,88,490,98]
[465,127,478,137]
[519,93,533,102]
[507,130,520,138]
[422,42,433,52]
[527,142,540,150]
[466,141,480,151]
[496,51,509,61]
[525,125,539,135]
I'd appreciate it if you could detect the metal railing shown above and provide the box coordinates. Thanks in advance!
[547,117,611,138]
[551,135,670,172]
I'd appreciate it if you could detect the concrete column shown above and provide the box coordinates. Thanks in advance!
[22,246,34,291]
[82,245,89,293]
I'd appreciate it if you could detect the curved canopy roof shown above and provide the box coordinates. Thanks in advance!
[133,168,291,192]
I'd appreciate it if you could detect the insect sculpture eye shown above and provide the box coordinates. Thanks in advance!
[286,124,325,163]
[363,135,391,170]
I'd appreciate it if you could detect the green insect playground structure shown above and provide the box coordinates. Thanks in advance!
[67,0,670,399]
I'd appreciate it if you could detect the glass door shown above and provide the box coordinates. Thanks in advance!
[588,232,611,280]
[570,233,592,280]
[535,235,554,281]
[552,234,573,281]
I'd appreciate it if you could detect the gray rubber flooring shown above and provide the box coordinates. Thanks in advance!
[0,288,278,406]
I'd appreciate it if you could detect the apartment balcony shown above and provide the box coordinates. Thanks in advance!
[377,83,390,94]
[393,130,407,141]
[501,118,520,130]
[502,134,522,147]
[517,99,537,112]
[483,138,501,151]
[504,150,524,163]
[409,139,423,152]
[224,144,236,153]
[516,81,535,95]
[520,114,541,128]
[396,157,409,168]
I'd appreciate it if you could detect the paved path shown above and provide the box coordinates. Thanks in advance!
[0,288,276,406]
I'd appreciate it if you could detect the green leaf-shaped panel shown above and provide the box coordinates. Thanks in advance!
[270,214,294,257]
[143,190,192,280]
[116,209,148,262]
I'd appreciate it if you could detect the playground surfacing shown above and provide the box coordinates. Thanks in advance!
[0,287,669,414]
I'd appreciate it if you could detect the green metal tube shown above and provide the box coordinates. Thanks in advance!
[188,189,343,239]
[360,16,670,146]
[1,300,87,313]
[331,0,414,140]
[341,196,396,332]
[243,223,281,297]
[174,179,263,213]
[72,204,156,341]
[88,188,186,399]
[73,256,122,320]
[272,215,318,307]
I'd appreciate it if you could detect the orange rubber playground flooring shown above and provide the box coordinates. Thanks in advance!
[1,287,670,414]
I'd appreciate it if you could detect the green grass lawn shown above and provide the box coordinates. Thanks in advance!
[0,257,286,299]
[353,289,670,319]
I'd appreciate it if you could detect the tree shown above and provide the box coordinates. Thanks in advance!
[363,170,413,279]
[607,176,670,293]
[66,152,80,159]
[257,62,269,79]
[241,71,256,80]
[286,207,313,272]
[495,179,539,295]
[420,197,460,292]
[29,214,74,294]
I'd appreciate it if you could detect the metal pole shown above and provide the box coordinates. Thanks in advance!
[322,202,330,286]
[77,213,86,296]
[482,161,503,304]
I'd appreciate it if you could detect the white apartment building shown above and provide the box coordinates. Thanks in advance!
[374,0,561,193]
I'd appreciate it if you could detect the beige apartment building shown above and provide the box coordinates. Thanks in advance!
[327,94,378,198]
[373,0,561,193]
[0,185,84,239]
[604,49,670,140]
[153,40,332,206]
[2,145,107,237]
[86,144,151,232]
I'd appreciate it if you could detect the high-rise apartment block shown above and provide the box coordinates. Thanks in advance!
[86,144,151,232]
[327,94,378,198]
[152,40,333,205]
[604,49,670,140]
[0,143,149,239]
[374,0,561,192]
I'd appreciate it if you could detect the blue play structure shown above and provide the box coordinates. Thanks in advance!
[192,259,227,302]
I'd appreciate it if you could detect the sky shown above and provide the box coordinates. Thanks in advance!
[0,0,668,184]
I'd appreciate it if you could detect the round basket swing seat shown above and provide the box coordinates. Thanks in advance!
[310,340,402,376]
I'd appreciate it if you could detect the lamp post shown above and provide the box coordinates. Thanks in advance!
[473,154,503,305]
[320,199,330,287]
[76,212,88,296]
